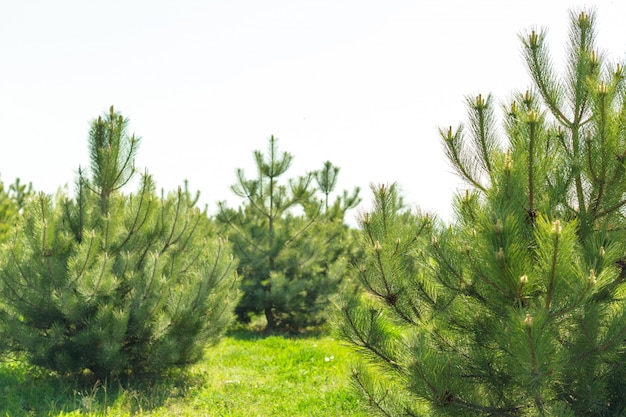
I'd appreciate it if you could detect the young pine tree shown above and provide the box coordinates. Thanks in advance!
[340,9,626,416]
[218,136,360,332]
[0,107,239,378]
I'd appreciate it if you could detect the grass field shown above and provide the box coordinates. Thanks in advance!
[0,331,370,416]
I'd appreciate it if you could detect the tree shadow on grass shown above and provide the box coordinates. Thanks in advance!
[0,357,201,416]
[226,326,331,342]
[226,316,333,341]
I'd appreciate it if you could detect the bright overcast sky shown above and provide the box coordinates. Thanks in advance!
[1,0,625,224]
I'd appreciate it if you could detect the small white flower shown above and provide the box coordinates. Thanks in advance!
[324,355,334,362]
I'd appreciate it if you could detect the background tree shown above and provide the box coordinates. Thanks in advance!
[0,177,33,241]
[340,9,626,416]
[0,107,239,378]
[0,177,33,355]
[218,136,360,332]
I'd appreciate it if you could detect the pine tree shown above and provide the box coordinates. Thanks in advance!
[339,9,626,416]
[0,107,239,378]
[218,136,360,332]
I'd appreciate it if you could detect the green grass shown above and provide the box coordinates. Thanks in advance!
[0,332,370,416]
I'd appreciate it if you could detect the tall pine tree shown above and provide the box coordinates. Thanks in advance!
[340,9,626,416]
[0,107,239,378]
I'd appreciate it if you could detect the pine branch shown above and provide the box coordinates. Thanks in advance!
[524,322,545,412]
[527,112,538,213]
[0,257,39,310]
[159,189,185,254]
[350,369,397,417]
[441,126,488,192]
[116,175,154,251]
[283,216,318,247]
[430,237,465,293]
[548,278,592,318]
[522,29,571,127]
[569,321,626,366]
[465,248,508,296]
[38,198,60,293]
[84,252,108,304]
[451,398,523,417]
[544,222,561,312]
[595,198,626,219]
[340,304,401,371]
[73,230,97,284]
[371,242,415,324]
[468,94,500,185]
[177,212,202,254]
[198,237,231,296]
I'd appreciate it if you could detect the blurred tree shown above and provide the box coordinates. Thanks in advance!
[0,177,32,241]
[218,136,360,332]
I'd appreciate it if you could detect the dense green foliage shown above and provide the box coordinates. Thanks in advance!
[0,178,32,241]
[218,136,361,332]
[340,9,626,416]
[0,107,239,378]
[0,333,369,416]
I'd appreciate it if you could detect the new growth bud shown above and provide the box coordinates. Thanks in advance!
[474,94,486,110]
[524,90,533,106]
[578,11,590,27]
[495,247,505,263]
[528,30,540,49]
[494,219,503,235]
[446,126,454,142]
[524,313,533,327]
[374,241,382,252]
[597,80,608,95]
[589,50,599,67]
[520,275,529,285]
[551,220,562,236]
[505,150,513,171]
[527,109,539,124]
[588,269,597,285]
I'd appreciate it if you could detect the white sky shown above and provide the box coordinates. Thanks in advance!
[1,0,625,224]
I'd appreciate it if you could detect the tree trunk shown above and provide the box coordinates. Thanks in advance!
[264,307,277,332]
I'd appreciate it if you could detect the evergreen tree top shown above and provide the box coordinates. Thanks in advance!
[86,106,140,211]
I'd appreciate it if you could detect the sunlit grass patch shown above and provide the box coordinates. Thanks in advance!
[0,332,368,416]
